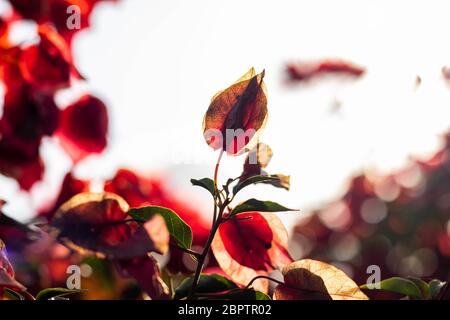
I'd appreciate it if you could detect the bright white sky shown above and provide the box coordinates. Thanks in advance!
[2,0,450,230]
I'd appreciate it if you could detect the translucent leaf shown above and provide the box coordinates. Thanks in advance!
[52,192,169,259]
[275,259,368,300]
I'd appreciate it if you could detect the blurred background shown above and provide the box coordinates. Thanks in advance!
[2,0,450,290]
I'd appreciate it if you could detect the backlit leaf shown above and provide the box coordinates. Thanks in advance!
[203,68,268,155]
[52,192,169,259]
[56,95,109,163]
[212,212,293,292]
[234,143,290,192]
[275,259,368,300]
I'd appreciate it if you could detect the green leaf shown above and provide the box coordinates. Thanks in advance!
[407,277,430,299]
[205,288,271,300]
[174,274,238,299]
[3,288,26,300]
[230,198,295,216]
[233,175,282,194]
[361,277,423,299]
[262,174,290,191]
[429,279,446,299]
[191,178,216,197]
[129,206,193,250]
[36,288,83,300]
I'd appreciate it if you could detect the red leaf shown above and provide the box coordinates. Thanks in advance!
[51,192,169,259]
[0,88,56,188]
[203,68,268,155]
[56,94,109,162]
[104,169,210,244]
[0,203,38,251]
[273,259,368,300]
[0,240,14,278]
[0,148,44,190]
[0,239,26,292]
[9,0,119,46]
[0,46,59,189]
[116,255,170,300]
[104,169,211,273]
[19,25,77,92]
[286,59,365,82]
[211,212,293,292]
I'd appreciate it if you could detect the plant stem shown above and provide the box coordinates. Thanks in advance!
[188,149,225,299]
[213,150,224,206]
[245,275,285,289]
[187,209,224,299]
[169,242,201,259]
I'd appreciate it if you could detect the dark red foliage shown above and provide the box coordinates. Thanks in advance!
[104,169,211,272]
[286,59,365,82]
[19,25,77,92]
[217,212,291,271]
[0,17,7,38]
[116,255,170,300]
[0,56,59,189]
[220,213,274,270]
[0,239,26,292]
[104,169,210,244]
[8,0,119,45]
[56,94,108,162]
[51,192,169,259]
[211,212,292,291]
[0,1,111,188]
[0,241,14,278]
[0,201,38,251]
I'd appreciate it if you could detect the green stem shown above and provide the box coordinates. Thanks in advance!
[169,242,201,259]
[187,208,224,299]
[213,150,224,206]
[188,149,225,299]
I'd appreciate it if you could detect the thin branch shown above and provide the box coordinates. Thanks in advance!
[188,149,225,300]
[169,242,201,259]
[245,275,285,289]
[224,215,253,222]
